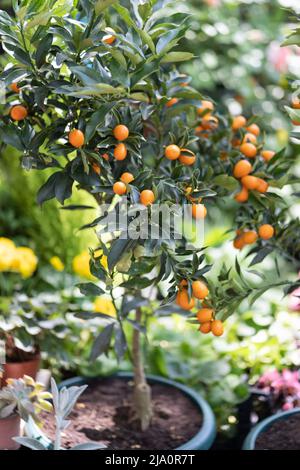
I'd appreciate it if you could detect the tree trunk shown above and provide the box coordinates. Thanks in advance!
[132,308,152,431]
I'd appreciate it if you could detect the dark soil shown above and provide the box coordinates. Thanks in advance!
[40,377,202,450]
[255,414,300,450]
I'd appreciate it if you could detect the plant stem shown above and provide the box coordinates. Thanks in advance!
[54,427,61,451]
[132,308,152,431]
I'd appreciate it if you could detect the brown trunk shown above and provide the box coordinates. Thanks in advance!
[132,308,152,431]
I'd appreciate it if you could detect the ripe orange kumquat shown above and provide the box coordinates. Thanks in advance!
[10,82,20,93]
[232,115,246,130]
[113,124,129,141]
[192,280,209,299]
[199,322,212,334]
[242,230,258,245]
[211,320,224,337]
[191,204,207,219]
[197,100,214,115]
[176,289,195,310]
[242,132,257,144]
[241,175,259,190]
[120,172,134,184]
[233,160,252,179]
[114,143,127,160]
[233,236,245,249]
[113,181,127,195]
[240,142,257,158]
[256,178,269,193]
[261,150,275,162]
[140,189,155,206]
[69,129,84,148]
[103,34,116,45]
[258,224,274,240]
[165,144,181,160]
[234,186,249,202]
[179,149,196,165]
[197,308,213,323]
[10,105,28,121]
[246,123,260,136]
[166,97,178,108]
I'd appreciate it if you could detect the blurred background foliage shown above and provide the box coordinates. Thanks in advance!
[0,0,300,439]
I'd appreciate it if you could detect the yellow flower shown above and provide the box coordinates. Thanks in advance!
[72,251,95,280]
[94,297,116,317]
[13,247,38,278]
[50,256,65,272]
[0,238,17,272]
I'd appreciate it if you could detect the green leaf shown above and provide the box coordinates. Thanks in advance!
[90,323,115,360]
[36,172,60,205]
[95,0,118,15]
[85,103,116,141]
[77,283,105,296]
[35,33,53,68]
[108,238,137,271]
[213,175,239,191]
[161,51,194,63]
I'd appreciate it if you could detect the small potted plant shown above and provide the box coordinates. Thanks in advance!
[243,369,300,450]
[18,378,105,450]
[0,375,52,450]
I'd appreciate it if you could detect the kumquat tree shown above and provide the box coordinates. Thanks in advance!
[0,0,299,433]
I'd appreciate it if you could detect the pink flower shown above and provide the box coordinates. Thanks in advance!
[268,42,292,73]
[282,402,293,411]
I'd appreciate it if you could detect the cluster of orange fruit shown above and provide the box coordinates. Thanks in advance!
[175,279,224,336]
[164,144,196,166]
[195,100,218,135]
[233,224,275,250]
[231,116,275,202]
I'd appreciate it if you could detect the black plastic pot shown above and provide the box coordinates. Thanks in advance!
[26,372,216,450]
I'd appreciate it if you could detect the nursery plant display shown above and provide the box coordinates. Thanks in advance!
[0,0,300,450]
[0,375,52,450]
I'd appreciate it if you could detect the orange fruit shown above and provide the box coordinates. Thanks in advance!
[120,172,134,184]
[240,142,257,158]
[211,320,224,337]
[140,189,155,206]
[242,133,257,144]
[113,181,127,195]
[114,143,127,160]
[179,149,196,165]
[113,124,129,141]
[166,97,178,108]
[92,163,101,175]
[246,123,260,136]
[234,186,249,203]
[199,322,211,334]
[69,129,84,148]
[292,120,300,126]
[232,115,246,131]
[191,204,207,219]
[201,115,218,130]
[10,82,20,93]
[241,175,259,190]
[258,224,274,240]
[10,105,28,121]
[233,236,245,249]
[176,289,195,310]
[103,34,116,45]
[101,153,109,161]
[197,308,213,323]
[179,279,188,288]
[165,144,181,160]
[261,150,275,162]
[256,178,269,193]
[292,98,300,109]
[233,160,252,179]
[192,280,209,299]
[242,230,258,245]
[197,100,214,115]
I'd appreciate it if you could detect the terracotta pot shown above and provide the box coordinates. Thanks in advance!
[3,353,41,383]
[0,414,21,450]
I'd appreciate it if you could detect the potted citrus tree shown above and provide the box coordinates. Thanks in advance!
[0,0,299,450]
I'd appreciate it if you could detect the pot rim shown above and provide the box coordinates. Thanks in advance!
[26,372,216,450]
[5,352,41,365]
[242,407,300,450]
